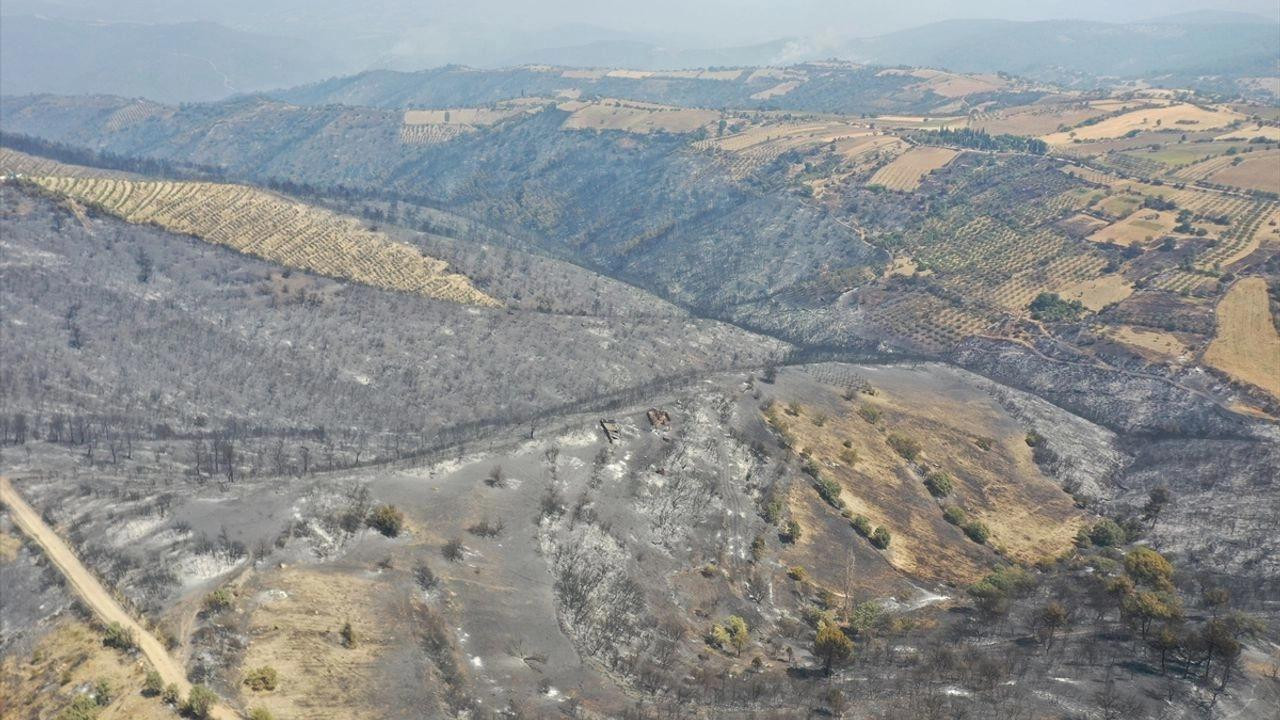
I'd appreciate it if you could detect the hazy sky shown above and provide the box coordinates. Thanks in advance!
[7,0,1278,43]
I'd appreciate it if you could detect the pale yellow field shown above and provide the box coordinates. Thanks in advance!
[560,100,720,134]
[238,569,390,720]
[1055,273,1134,311]
[882,68,1012,98]
[1105,324,1190,359]
[750,80,802,99]
[1044,103,1245,144]
[1204,277,1280,399]
[30,175,498,306]
[1215,126,1280,142]
[1087,209,1179,246]
[1,621,174,720]
[0,147,126,178]
[868,146,960,191]
[1205,150,1280,194]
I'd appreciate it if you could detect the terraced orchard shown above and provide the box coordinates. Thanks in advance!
[29,175,499,306]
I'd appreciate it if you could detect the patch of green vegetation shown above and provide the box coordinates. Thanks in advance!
[1029,292,1085,322]
[886,433,921,462]
[923,470,954,497]
[943,506,967,525]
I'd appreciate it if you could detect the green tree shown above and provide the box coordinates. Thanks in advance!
[1125,547,1173,589]
[1035,602,1069,648]
[870,526,891,549]
[813,620,853,675]
[943,506,967,525]
[725,615,750,656]
[1142,486,1172,528]
[1087,519,1126,547]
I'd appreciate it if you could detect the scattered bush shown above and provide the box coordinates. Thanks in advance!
[414,562,438,591]
[943,506,967,525]
[813,474,844,508]
[243,665,279,692]
[850,514,873,537]
[963,521,991,544]
[93,679,112,705]
[203,588,234,614]
[467,516,505,538]
[55,694,100,720]
[367,504,405,537]
[788,565,808,582]
[780,520,802,544]
[886,434,921,462]
[142,670,164,696]
[870,527,892,549]
[102,622,136,651]
[857,405,881,424]
[923,471,953,498]
[443,537,465,562]
[161,683,181,705]
[184,685,217,719]
[248,708,276,720]
[339,621,357,649]
[1030,292,1084,321]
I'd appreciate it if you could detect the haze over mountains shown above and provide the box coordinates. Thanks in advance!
[2,1,1278,101]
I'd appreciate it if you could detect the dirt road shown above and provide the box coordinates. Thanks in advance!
[0,476,238,720]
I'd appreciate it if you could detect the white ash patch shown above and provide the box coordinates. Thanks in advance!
[175,554,243,587]
[109,515,166,544]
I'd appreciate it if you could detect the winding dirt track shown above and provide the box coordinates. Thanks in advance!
[0,476,238,720]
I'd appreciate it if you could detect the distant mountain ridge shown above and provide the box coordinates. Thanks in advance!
[1,11,1276,102]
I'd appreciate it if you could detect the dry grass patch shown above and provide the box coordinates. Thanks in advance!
[237,568,391,720]
[1104,324,1191,359]
[750,81,802,100]
[1205,150,1280,195]
[1054,274,1135,311]
[1043,103,1245,144]
[561,99,720,134]
[768,387,1083,584]
[29,175,498,306]
[1087,209,1178,246]
[867,146,959,191]
[0,620,174,720]
[1204,277,1280,399]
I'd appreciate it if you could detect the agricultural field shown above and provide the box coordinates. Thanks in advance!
[26,174,499,306]
[866,146,959,191]
[949,103,1111,137]
[1203,276,1280,399]
[1102,324,1192,361]
[1202,149,1280,195]
[769,366,1086,584]
[1042,103,1246,144]
[559,99,721,134]
[1086,208,1178,246]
